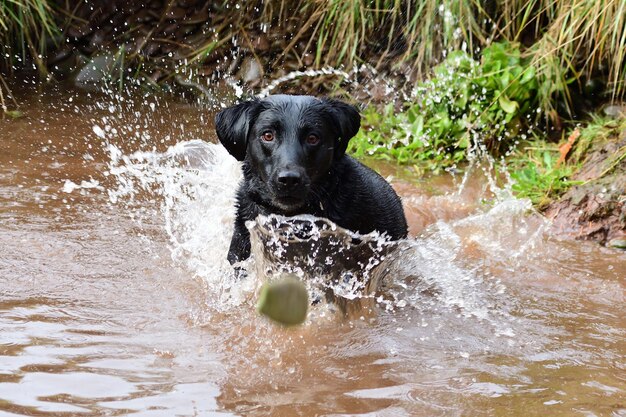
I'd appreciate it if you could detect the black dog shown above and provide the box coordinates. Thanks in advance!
[215,95,408,264]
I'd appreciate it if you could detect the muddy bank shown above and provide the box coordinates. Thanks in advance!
[545,114,626,248]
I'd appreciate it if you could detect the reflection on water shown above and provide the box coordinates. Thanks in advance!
[1,86,624,417]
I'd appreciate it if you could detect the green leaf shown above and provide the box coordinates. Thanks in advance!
[520,66,535,84]
[499,95,519,114]
[500,72,511,88]
[456,135,469,149]
[543,151,553,169]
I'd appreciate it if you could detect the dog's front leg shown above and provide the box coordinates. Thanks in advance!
[227,216,251,265]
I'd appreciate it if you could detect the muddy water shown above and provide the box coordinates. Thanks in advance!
[1,86,624,417]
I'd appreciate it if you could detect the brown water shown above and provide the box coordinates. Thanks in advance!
[1,86,624,417]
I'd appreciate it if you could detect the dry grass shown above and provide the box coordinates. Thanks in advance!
[247,0,625,118]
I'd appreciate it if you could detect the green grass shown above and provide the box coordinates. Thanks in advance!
[507,116,626,207]
[0,0,60,74]
[507,143,582,208]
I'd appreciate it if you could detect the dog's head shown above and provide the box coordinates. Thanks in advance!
[215,95,360,212]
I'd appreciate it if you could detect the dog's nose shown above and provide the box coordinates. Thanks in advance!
[277,170,302,189]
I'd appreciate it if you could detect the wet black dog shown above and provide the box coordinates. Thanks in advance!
[215,95,408,264]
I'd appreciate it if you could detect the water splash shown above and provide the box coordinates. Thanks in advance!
[258,67,356,98]
[90,74,550,331]
[107,140,255,309]
[249,214,397,304]
[103,131,549,326]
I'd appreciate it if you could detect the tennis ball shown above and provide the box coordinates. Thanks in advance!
[257,274,309,326]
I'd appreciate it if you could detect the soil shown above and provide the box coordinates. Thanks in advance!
[544,116,626,248]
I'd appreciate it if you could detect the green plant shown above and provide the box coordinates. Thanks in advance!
[268,0,625,120]
[508,144,581,208]
[349,42,539,169]
[507,115,626,207]
[526,0,626,118]
[569,115,626,164]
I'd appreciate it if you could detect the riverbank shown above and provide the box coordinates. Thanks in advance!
[544,112,626,247]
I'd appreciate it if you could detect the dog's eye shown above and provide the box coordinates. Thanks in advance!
[261,131,274,142]
[306,134,320,145]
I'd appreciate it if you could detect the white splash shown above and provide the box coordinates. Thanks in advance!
[107,139,254,309]
[62,178,104,193]
[104,136,545,329]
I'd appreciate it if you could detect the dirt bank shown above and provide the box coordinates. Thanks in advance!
[544,114,626,248]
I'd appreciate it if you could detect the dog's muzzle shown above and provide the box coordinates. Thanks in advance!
[272,169,309,210]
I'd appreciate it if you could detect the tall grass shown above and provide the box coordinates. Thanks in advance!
[1,0,60,113]
[256,0,625,118]
[526,0,626,116]
[0,0,60,74]
[267,0,487,75]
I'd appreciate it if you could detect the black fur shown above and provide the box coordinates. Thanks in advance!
[215,95,408,264]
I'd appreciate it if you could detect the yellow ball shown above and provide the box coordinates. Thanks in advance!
[257,274,309,326]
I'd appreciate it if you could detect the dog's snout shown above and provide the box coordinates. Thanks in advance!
[277,170,302,189]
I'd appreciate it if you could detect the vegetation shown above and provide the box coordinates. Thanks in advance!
[252,0,626,125]
[0,0,59,113]
[349,42,539,169]
[0,0,59,74]
[507,116,626,208]
[350,55,624,206]
[271,0,625,109]
[0,1,624,116]
[507,142,581,209]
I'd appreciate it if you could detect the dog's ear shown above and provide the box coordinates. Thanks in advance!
[215,100,262,161]
[323,98,361,157]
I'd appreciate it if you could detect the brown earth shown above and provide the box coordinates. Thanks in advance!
[544,114,626,248]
